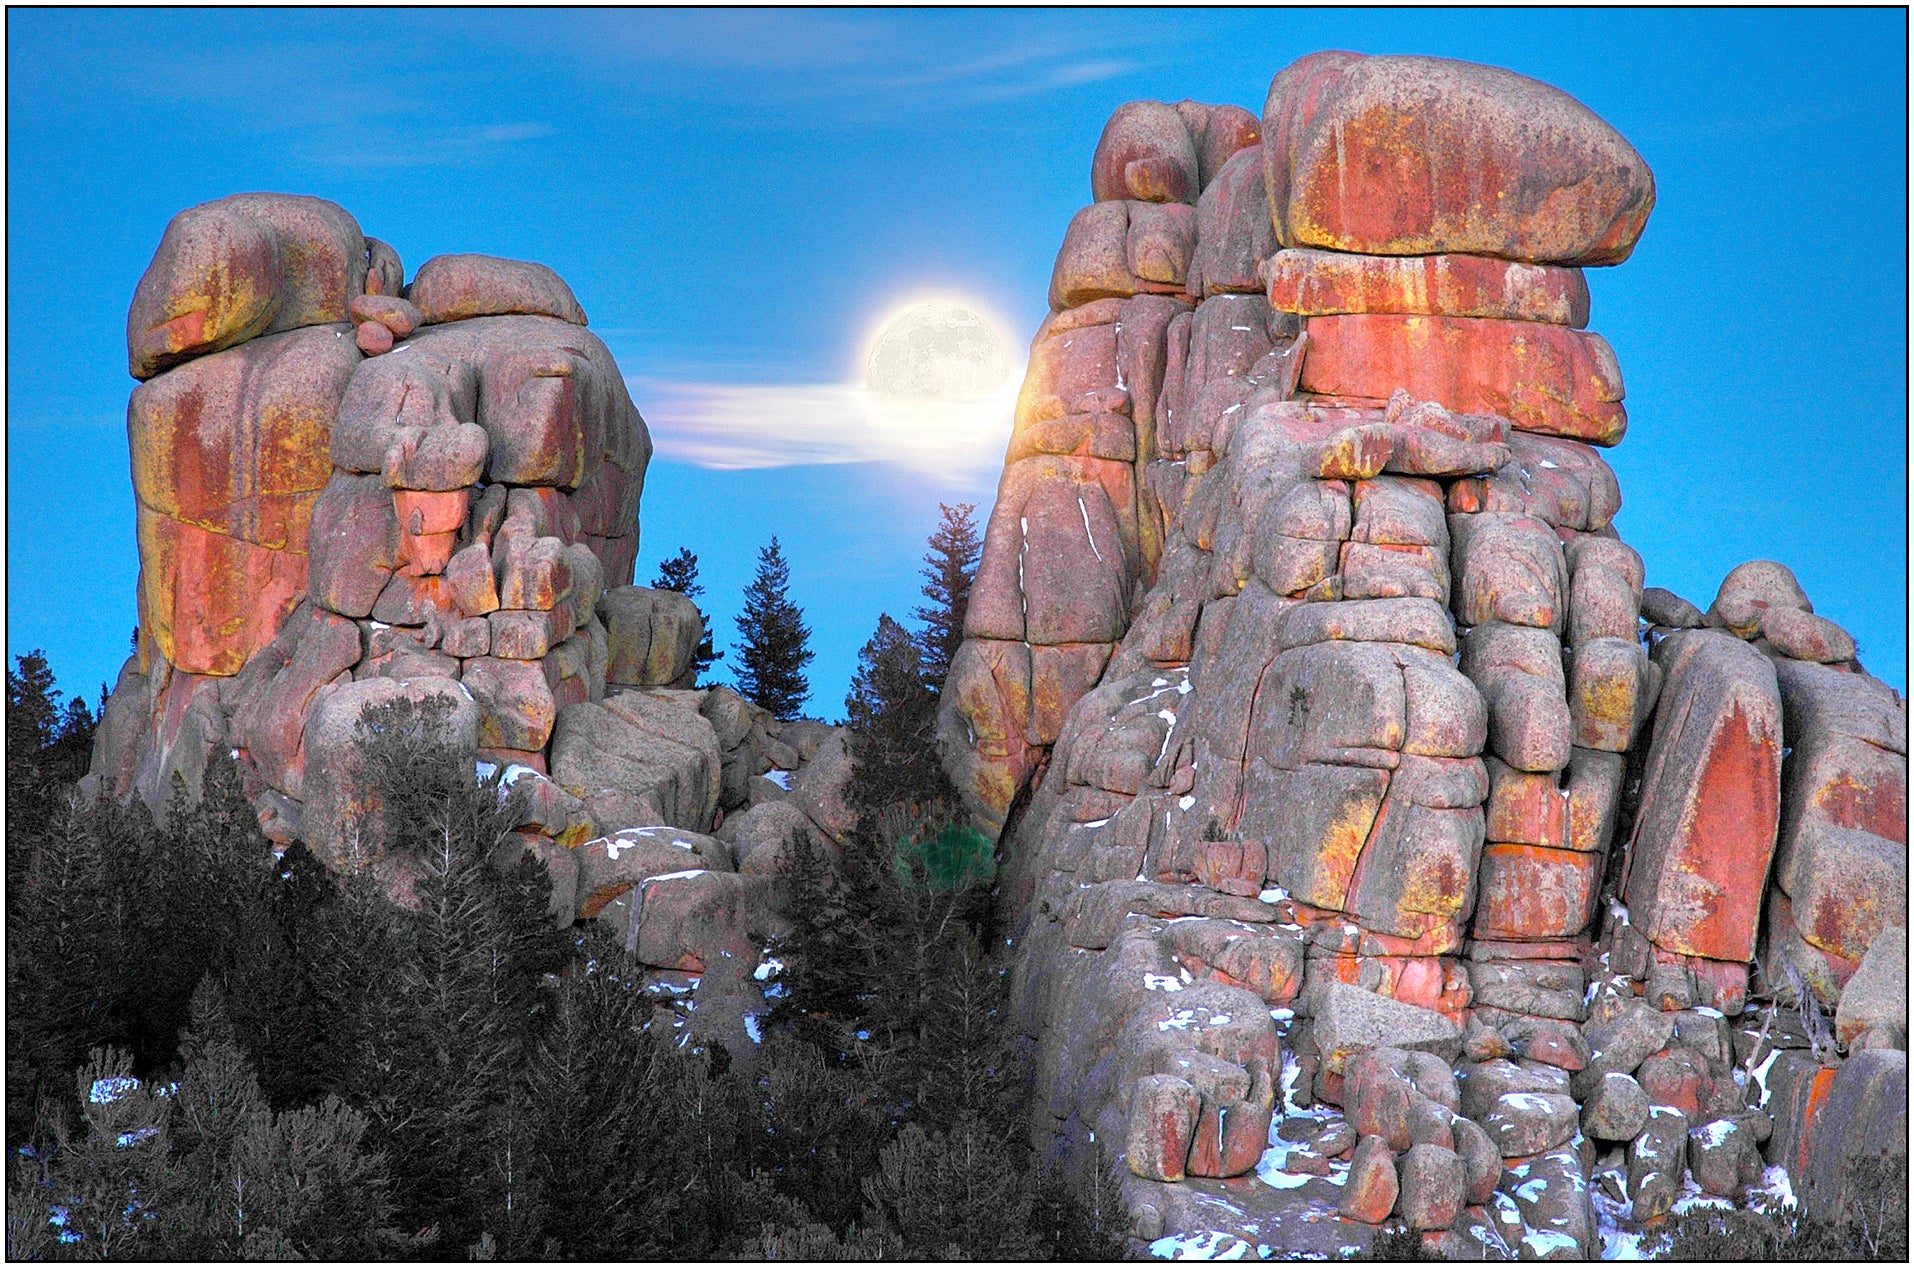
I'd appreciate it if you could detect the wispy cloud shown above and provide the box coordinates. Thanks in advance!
[472,122,554,144]
[634,375,1017,485]
[542,10,1155,116]
[296,120,559,170]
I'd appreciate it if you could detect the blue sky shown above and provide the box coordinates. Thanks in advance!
[7,8,1907,717]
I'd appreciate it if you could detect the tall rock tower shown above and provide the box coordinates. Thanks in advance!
[89,195,651,870]
[942,52,1905,1258]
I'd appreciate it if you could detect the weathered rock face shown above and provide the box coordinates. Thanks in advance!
[92,193,862,1062]
[92,194,651,860]
[1260,52,1655,267]
[949,52,1905,1258]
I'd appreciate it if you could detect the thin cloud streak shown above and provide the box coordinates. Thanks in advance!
[633,375,1018,486]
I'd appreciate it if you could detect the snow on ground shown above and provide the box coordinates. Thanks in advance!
[1148,1229,1256,1260]
[1751,1047,1780,1108]
[1592,1184,1646,1261]
[1745,1163,1797,1212]
[1252,1048,1348,1192]
[1669,1174,1735,1216]
[1522,1229,1580,1256]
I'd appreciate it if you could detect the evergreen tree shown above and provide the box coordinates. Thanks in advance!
[340,694,567,1248]
[652,545,723,682]
[117,753,271,1071]
[6,797,118,1134]
[859,1118,1044,1261]
[7,650,61,765]
[7,650,85,846]
[515,940,660,1256]
[220,841,344,1111]
[5,998,398,1262]
[911,502,980,693]
[765,825,884,1056]
[843,614,953,826]
[733,537,814,720]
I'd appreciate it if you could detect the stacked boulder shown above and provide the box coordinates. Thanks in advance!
[85,194,851,1010]
[949,52,1908,1258]
[942,97,1288,839]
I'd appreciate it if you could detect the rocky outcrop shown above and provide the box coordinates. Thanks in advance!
[946,52,1905,1259]
[89,191,863,1063]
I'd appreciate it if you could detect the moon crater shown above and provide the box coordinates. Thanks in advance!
[865,300,1012,398]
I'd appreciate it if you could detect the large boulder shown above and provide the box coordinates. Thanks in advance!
[721,800,826,875]
[786,729,856,845]
[407,253,588,327]
[1299,314,1626,446]
[1191,146,1275,295]
[601,868,786,973]
[1314,982,1462,1075]
[572,824,733,918]
[329,314,648,506]
[127,193,370,379]
[1792,1049,1908,1222]
[549,691,721,833]
[1481,1091,1579,1156]
[297,675,480,868]
[598,586,702,688]
[1772,658,1908,965]
[1835,926,1908,1048]
[1705,559,1811,638]
[1261,52,1655,265]
[1267,249,1590,327]
[130,325,362,675]
[1090,101,1200,205]
[1623,630,1783,962]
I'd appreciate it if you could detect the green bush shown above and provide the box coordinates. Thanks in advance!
[893,821,995,891]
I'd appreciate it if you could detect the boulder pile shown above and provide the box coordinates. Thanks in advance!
[86,194,852,1033]
[945,52,1907,1258]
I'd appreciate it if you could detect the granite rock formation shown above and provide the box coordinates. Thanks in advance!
[88,193,847,1044]
[942,52,1906,1258]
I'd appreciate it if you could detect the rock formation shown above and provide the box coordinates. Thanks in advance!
[88,193,852,1044]
[942,52,1907,1258]
[77,54,1905,1262]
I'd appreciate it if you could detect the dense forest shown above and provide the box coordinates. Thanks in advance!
[5,506,1128,1261]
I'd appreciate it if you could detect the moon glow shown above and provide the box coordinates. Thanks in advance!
[865,300,1013,398]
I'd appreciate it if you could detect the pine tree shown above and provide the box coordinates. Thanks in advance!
[220,841,341,1111]
[340,694,568,1248]
[734,537,814,720]
[912,502,980,694]
[859,1118,1043,1260]
[653,545,723,682]
[844,614,952,827]
[516,940,661,1256]
[8,651,68,848]
[6,993,398,1262]
[117,752,271,1071]
[6,798,117,1134]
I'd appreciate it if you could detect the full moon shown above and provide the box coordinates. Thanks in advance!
[865,300,1013,398]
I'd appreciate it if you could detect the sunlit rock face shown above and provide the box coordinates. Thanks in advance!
[944,54,1904,1259]
[91,195,861,1054]
[97,196,650,848]
[89,199,865,1049]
